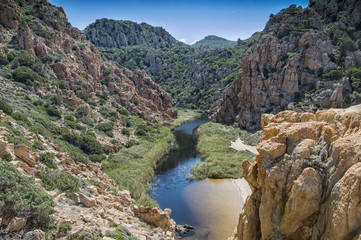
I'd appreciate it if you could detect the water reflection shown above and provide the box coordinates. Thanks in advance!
[151,119,241,240]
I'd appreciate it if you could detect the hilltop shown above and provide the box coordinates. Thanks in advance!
[192,35,237,49]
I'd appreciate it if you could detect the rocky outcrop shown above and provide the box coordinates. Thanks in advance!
[229,104,361,240]
[0,0,175,122]
[212,0,361,130]
[85,18,177,49]
[134,206,176,235]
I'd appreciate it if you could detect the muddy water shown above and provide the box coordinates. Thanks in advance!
[151,120,241,240]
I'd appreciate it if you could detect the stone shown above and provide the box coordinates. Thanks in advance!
[231,105,361,240]
[134,206,176,235]
[5,217,26,232]
[14,145,37,167]
[23,229,46,240]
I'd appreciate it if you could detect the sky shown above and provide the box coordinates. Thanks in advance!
[49,0,309,45]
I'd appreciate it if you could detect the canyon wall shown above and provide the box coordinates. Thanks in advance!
[212,0,361,131]
[230,104,361,240]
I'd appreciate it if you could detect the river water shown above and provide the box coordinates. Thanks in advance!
[150,119,242,240]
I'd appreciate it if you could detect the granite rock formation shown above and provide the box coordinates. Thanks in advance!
[212,0,361,131]
[229,104,361,240]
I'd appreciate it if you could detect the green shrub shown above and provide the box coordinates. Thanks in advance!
[326,68,343,80]
[0,54,9,65]
[33,140,46,150]
[7,50,35,67]
[103,67,113,75]
[126,139,139,148]
[12,112,31,126]
[45,106,62,119]
[121,128,131,136]
[76,106,89,118]
[79,133,103,154]
[0,161,55,229]
[70,152,89,164]
[38,169,79,195]
[39,152,57,169]
[65,114,75,122]
[57,220,72,235]
[89,154,106,163]
[96,122,114,132]
[117,107,129,116]
[12,66,39,85]
[1,151,12,162]
[0,97,13,115]
[76,90,89,102]
[58,80,69,90]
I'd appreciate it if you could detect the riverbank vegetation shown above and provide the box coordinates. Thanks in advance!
[101,125,174,207]
[191,122,257,179]
[169,108,206,129]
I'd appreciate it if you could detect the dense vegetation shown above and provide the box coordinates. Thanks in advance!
[192,35,237,48]
[0,161,55,230]
[85,19,262,110]
[192,122,256,179]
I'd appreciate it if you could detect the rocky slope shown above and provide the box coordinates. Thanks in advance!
[212,0,361,131]
[0,110,176,240]
[229,105,361,240]
[85,19,261,109]
[0,0,180,238]
[0,0,175,121]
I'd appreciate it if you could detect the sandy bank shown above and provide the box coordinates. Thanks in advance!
[232,178,252,206]
[230,138,258,155]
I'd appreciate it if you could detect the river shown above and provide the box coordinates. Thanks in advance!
[150,119,242,240]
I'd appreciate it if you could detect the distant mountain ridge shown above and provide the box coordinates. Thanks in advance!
[192,35,237,48]
[85,20,260,109]
[84,18,177,49]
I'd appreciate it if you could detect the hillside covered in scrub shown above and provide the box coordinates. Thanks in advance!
[192,35,238,49]
[85,18,261,110]
[0,0,178,238]
[212,0,361,130]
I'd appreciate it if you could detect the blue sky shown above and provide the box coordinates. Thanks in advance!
[49,0,309,44]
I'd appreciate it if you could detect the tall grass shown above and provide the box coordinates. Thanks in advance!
[191,122,256,179]
[101,127,174,207]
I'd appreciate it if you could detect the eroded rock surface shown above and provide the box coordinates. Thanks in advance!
[212,0,361,131]
[229,104,361,240]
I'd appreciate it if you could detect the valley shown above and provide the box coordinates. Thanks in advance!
[0,0,360,239]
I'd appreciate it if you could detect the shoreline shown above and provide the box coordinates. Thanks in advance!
[232,178,252,206]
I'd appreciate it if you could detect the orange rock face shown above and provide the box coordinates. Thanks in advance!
[230,105,361,240]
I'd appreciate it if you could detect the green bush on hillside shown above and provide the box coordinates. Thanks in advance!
[0,161,55,229]
[12,112,32,126]
[0,97,13,115]
[76,90,89,102]
[1,151,12,162]
[39,152,57,169]
[38,169,79,195]
[12,66,40,85]
[45,106,62,119]
[96,122,114,132]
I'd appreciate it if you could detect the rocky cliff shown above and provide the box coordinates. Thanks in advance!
[212,0,361,131]
[85,19,260,109]
[0,0,175,121]
[230,104,361,240]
